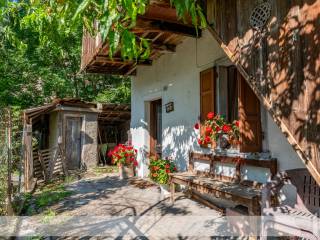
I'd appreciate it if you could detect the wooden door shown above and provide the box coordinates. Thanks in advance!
[150,99,162,158]
[66,117,82,170]
[238,73,262,152]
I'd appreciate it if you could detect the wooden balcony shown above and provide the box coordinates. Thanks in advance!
[80,1,201,75]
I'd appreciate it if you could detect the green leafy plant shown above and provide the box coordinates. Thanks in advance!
[149,157,177,185]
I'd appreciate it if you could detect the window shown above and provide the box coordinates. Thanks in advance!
[217,66,238,123]
[200,66,262,152]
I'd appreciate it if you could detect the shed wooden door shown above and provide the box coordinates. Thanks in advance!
[238,73,262,152]
[66,117,82,170]
[150,99,162,158]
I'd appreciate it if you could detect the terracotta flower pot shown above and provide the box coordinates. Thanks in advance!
[119,165,135,179]
[219,134,231,149]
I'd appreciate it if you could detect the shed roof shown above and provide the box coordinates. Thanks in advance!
[24,99,130,125]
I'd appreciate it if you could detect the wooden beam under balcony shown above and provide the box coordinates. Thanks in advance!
[135,19,201,38]
[94,56,152,66]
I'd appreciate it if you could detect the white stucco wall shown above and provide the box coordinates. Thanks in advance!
[131,30,305,180]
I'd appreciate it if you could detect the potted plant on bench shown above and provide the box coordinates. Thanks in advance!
[108,144,138,179]
[148,157,177,197]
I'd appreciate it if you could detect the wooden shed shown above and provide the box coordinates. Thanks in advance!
[23,99,130,190]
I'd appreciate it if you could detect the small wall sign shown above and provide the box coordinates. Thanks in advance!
[165,102,174,113]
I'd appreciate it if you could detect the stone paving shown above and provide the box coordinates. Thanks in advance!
[4,173,244,239]
[47,173,228,238]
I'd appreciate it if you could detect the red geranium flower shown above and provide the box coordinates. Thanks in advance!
[197,139,203,145]
[173,167,177,171]
[133,160,138,166]
[205,136,211,143]
[165,164,170,169]
[216,126,221,132]
[222,124,232,133]
[107,150,113,157]
[207,112,215,119]
[194,123,200,130]
[205,126,212,135]
[235,121,240,127]
[166,169,170,173]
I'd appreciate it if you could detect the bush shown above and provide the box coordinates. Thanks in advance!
[148,157,177,185]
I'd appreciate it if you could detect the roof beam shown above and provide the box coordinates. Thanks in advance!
[137,18,201,38]
[152,43,176,53]
[95,56,152,66]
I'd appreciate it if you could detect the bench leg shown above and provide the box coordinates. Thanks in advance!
[187,182,192,198]
[170,182,175,204]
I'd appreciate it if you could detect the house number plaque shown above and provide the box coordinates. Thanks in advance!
[165,102,174,113]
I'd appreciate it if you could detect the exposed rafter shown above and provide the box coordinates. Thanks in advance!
[95,56,152,66]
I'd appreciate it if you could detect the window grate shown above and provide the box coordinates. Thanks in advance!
[249,2,272,29]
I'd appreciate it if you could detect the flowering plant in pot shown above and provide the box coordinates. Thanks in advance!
[194,112,240,149]
[149,157,177,197]
[108,144,138,179]
[149,157,177,184]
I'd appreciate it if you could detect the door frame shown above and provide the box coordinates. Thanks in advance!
[149,99,162,158]
[63,113,85,168]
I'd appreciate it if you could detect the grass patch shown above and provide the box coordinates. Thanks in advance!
[34,184,72,208]
[22,180,73,215]
[63,175,78,184]
[41,208,56,223]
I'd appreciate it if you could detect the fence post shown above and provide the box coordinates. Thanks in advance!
[6,108,13,215]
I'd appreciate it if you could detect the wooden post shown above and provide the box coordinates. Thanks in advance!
[24,123,33,191]
[170,177,175,204]
[6,108,13,215]
[48,147,58,180]
[58,144,68,176]
[38,150,48,181]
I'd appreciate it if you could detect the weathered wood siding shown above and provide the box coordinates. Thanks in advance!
[206,0,320,183]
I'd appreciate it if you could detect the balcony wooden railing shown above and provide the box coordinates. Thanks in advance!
[80,29,102,72]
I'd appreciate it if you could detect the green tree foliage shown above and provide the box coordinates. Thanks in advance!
[0,1,131,110]
[2,0,206,61]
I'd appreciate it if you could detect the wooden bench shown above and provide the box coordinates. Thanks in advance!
[169,151,277,215]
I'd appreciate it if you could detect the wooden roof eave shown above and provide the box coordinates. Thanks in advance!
[80,3,201,75]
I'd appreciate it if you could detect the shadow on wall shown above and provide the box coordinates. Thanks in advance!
[215,0,319,165]
[162,124,202,171]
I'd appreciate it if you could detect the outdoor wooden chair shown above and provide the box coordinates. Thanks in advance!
[261,168,320,239]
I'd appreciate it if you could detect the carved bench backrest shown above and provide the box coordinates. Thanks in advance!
[188,151,213,177]
[286,168,320,214]
[188,151,277,186]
